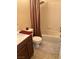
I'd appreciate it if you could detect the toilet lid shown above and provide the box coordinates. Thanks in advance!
[33,36,42,41]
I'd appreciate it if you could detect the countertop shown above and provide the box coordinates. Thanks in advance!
[17,29,33,45]
[17,33,30,45]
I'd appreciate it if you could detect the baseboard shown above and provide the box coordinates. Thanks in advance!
[42,34,60,39]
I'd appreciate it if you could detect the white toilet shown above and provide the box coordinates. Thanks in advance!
[33,36,42,48]
[24,28,42,48]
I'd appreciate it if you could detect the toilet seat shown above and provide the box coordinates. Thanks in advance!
[33,36,42,42]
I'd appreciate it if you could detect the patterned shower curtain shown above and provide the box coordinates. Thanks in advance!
[30,0,42,37]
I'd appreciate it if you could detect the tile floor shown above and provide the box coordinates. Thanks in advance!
[31,37,61,59]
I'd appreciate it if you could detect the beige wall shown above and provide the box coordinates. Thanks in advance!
[17,0,60,37]
[17,0,31,30]
[40,0,60,37]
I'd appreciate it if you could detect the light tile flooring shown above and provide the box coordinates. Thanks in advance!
[31,37,61,59]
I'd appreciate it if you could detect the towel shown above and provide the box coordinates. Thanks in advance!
[19,30,32,35]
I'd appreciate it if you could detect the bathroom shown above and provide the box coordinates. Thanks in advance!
[17,0,61,59]
[1,0,79,59]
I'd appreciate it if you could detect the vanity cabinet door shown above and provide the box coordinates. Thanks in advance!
[17,35,34,59]
[17,39,29,59]
[27,36,34,58]
[17,47,26,59]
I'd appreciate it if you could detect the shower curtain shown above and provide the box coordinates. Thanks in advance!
[30,0,42,37]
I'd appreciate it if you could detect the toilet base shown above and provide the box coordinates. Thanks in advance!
[34,44,40,48]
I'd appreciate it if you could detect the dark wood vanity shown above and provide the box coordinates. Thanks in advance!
[17,35,34,59]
